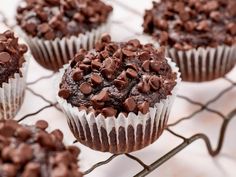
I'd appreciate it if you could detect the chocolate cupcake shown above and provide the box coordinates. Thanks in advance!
[143,0,236,82]
[0,119,83,177]
[57,34,181,154]
[16,0,113,71]
[0,30,29,120]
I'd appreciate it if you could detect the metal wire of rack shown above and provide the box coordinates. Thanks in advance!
[1,1,236,177]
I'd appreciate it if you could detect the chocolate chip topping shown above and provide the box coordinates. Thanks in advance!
[0,120,83,177]
[59,35,177,117]
[0,30,28,87]
[16,0,113,40]
[143,0,236,50]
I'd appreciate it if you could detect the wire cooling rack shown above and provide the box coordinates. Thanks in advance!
[1,1,236,177]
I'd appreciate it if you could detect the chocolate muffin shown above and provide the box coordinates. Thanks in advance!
[16,0,113,71]
[0,30,27,86]
[57,34,181,154]
[143,0,236,82]
[0,30,29,120]
[0,120,83,177]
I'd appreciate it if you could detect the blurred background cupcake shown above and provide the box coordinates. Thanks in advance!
[0,119,83,177]
[57,34,181,154]
[143,0,236,82]
[0,28,29,120]
[15,0,113,71]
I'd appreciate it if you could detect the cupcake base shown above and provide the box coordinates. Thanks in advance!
[57,58,181,154]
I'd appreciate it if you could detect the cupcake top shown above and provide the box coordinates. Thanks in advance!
[16,0,113,40]
[143,0,236,50]
[0,120,83,177]
[0,30,28,87]
[58,34,177,117]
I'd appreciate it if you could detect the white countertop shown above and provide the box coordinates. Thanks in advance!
[1,0,236,177]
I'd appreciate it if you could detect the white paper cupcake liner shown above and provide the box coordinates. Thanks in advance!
[16,17,112,71]
[56,58,181,154]
[142,35,236,82]
[167,45,236,82]
[0,52,30,120]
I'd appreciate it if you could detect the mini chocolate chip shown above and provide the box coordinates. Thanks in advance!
[82,58,91,64]
[19,44,28,54]
[37,131,54,148]
[36,120,48,130]
[227,23,236,35]
[22,162,40,177]
[44,30,55,40]
[113,49,123,59]
[196,20,209,31]
[123,97,136,112]
[114,79,127,90]
[101,33,111,43]
[101,107,117,117]
[58,88,70,99]
[24,22,37,34]
[101,68,114,80]
[184,21,196,32]
[103,57,116,69]
[73,13,85,22]
[126,68,138,78]
[128,39,140,47]
[100,50,109,59]
[122,48,136,57]
[67,146,81,157]
[138,101,150,114]
[91,60,102,70]
[139,51,150,61]
[38,23,50,33]
[179,11,190,22]
[92,89,109,102]
[15,126,31,141]
[0,52,11,63]
[149,76,160,91]
[74,53,85,61]
[150,60,161,72]
[80,82,92,95]
[155,19,168,30]
[137,81,150,93]
[210,11,221,21]
[142,60,150,72]
[2,164,17,177]
[174,2,185,12]
[79,63,91,73]
[51,129,64,142]
[126,63,138,71]
[204,1,219,12]
[12,143,33,163]
[91,73,103,85]
[72,68,83,81]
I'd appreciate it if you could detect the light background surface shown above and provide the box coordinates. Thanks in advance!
[1,0,236,177]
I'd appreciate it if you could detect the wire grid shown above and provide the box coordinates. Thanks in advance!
[1,1,236,177]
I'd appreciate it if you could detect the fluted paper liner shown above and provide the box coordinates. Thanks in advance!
[167,45,236,82]
[143,35,236,82]
[57,58,181,154]
[0,52,30,120]
[16,17,111,71]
